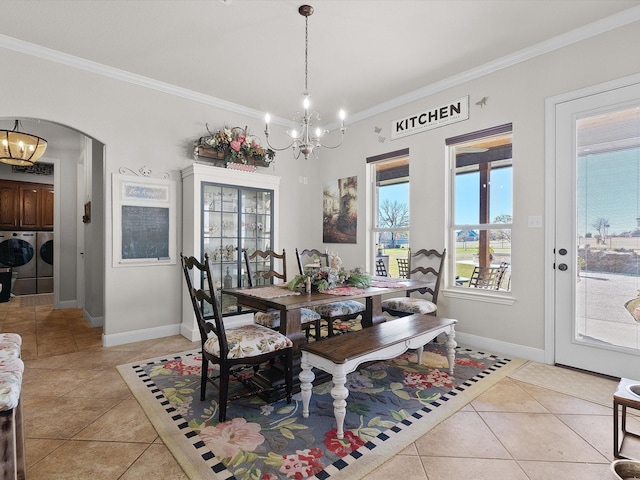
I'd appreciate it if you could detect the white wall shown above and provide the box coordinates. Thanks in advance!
[0,21,638,354]
[305,22,640,360]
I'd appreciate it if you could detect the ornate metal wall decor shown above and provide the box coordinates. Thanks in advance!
[11,162,54,175]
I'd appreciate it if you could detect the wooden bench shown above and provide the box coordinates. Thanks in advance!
[299,314,457,439]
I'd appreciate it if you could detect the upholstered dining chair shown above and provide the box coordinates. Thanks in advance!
[181,253,293,422]
[243,248,322,338]
[296,247,366,338]
[382,248,446,317]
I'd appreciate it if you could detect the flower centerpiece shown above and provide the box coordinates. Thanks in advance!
[287,266,372,293]
[195,125,275,168]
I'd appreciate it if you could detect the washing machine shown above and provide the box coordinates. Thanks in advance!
[36,231,53,294]
[0,231,37,295]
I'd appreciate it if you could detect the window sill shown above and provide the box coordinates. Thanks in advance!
[441,287,516,305]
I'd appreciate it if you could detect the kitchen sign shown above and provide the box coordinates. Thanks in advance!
[391,96,469,140]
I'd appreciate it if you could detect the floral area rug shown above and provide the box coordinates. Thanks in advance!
[117,344,526,480]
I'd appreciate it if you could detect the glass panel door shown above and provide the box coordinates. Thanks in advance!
[554,82,640,378]
[202,182,274,314]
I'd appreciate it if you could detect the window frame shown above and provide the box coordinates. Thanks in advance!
[367,149,410,277]
[444,124,514,300]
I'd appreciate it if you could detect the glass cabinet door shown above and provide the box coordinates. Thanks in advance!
[202,182,274,314]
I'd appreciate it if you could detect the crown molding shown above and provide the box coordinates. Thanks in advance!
[1,5,639,129]
[336,6,640,128]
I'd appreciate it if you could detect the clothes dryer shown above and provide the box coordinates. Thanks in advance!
[36,231,53,293]
[0,231,37,295]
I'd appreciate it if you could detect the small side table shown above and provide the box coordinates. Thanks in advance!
[614,378,640,459]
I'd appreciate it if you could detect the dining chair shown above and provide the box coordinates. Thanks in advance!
[295,248,328,273]
[375,258,388,277]
[468,264,506,290]
[497,261,511,290]
[397,257,409,278]
[244,248,322,338]
[296,247,366,338]
[181,253,293,422]
[382,248,446,317]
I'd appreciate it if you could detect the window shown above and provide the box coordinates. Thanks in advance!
[368,150,409,278]
[447,124,512,291]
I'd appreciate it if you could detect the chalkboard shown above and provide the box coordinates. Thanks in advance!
[121,205,170,260]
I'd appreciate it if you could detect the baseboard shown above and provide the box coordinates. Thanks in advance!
[455,331,545,363]
[180,312,254,342]
[58,300,77,309]
[83,308,104,328]
[103,323,181,347]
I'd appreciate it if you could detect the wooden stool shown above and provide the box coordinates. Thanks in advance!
[614,378,640,459]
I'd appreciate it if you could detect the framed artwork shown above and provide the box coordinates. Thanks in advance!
[112,173,176,267]
[322,175,357,244]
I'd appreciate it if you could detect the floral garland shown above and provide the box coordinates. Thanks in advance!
[195,125,275,165]
[287,266,372,293]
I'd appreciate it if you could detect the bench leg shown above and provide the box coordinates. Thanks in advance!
[331,367,349,440]
[445,327,457,375]
[416,346,424,364]
[300,359,315,419]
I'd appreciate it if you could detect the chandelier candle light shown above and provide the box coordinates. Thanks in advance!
[264,4,346,160]
[0,120,48,166]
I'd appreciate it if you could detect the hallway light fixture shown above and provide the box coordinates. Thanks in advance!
[0,120,48,166]
[264,4,345,160]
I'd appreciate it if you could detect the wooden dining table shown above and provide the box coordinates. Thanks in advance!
[222,276,434,400]
[222,276,432,351]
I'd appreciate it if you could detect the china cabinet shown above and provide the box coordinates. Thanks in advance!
[181,164,280,341]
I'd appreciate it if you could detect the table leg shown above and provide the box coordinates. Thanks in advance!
[300,356,315,419]
[614,400,621,458]
[281,307,306,353]
[364,295,385,328]
[330,367,349,440]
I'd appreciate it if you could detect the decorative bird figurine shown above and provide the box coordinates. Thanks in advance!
[476,97,488,108]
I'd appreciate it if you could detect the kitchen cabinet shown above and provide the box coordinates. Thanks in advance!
[0,180,54,230]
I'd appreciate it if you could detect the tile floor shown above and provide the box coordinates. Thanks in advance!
[1,295,635,479]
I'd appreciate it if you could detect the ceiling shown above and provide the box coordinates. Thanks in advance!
[1,1,639,130]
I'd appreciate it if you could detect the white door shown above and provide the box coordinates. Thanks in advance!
[553,78,640,379]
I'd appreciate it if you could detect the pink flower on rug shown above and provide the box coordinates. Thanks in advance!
[199,417,264,459]
[163,355,205,376]
[403,369,453,389]
[324,430,364,457]
[261,474,278,480]
[280,448,324,479]
[456,357,485,370]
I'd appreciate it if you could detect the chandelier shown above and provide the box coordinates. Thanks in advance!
[0,120,48,166]
[264,5,345,160]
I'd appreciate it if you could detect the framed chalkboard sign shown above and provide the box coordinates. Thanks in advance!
[112,174,176,267]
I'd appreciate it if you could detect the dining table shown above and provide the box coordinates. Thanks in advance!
[222,276,433,400]
[222,276,433,352]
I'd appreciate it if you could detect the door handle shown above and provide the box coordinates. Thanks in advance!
[558,263,568,271]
